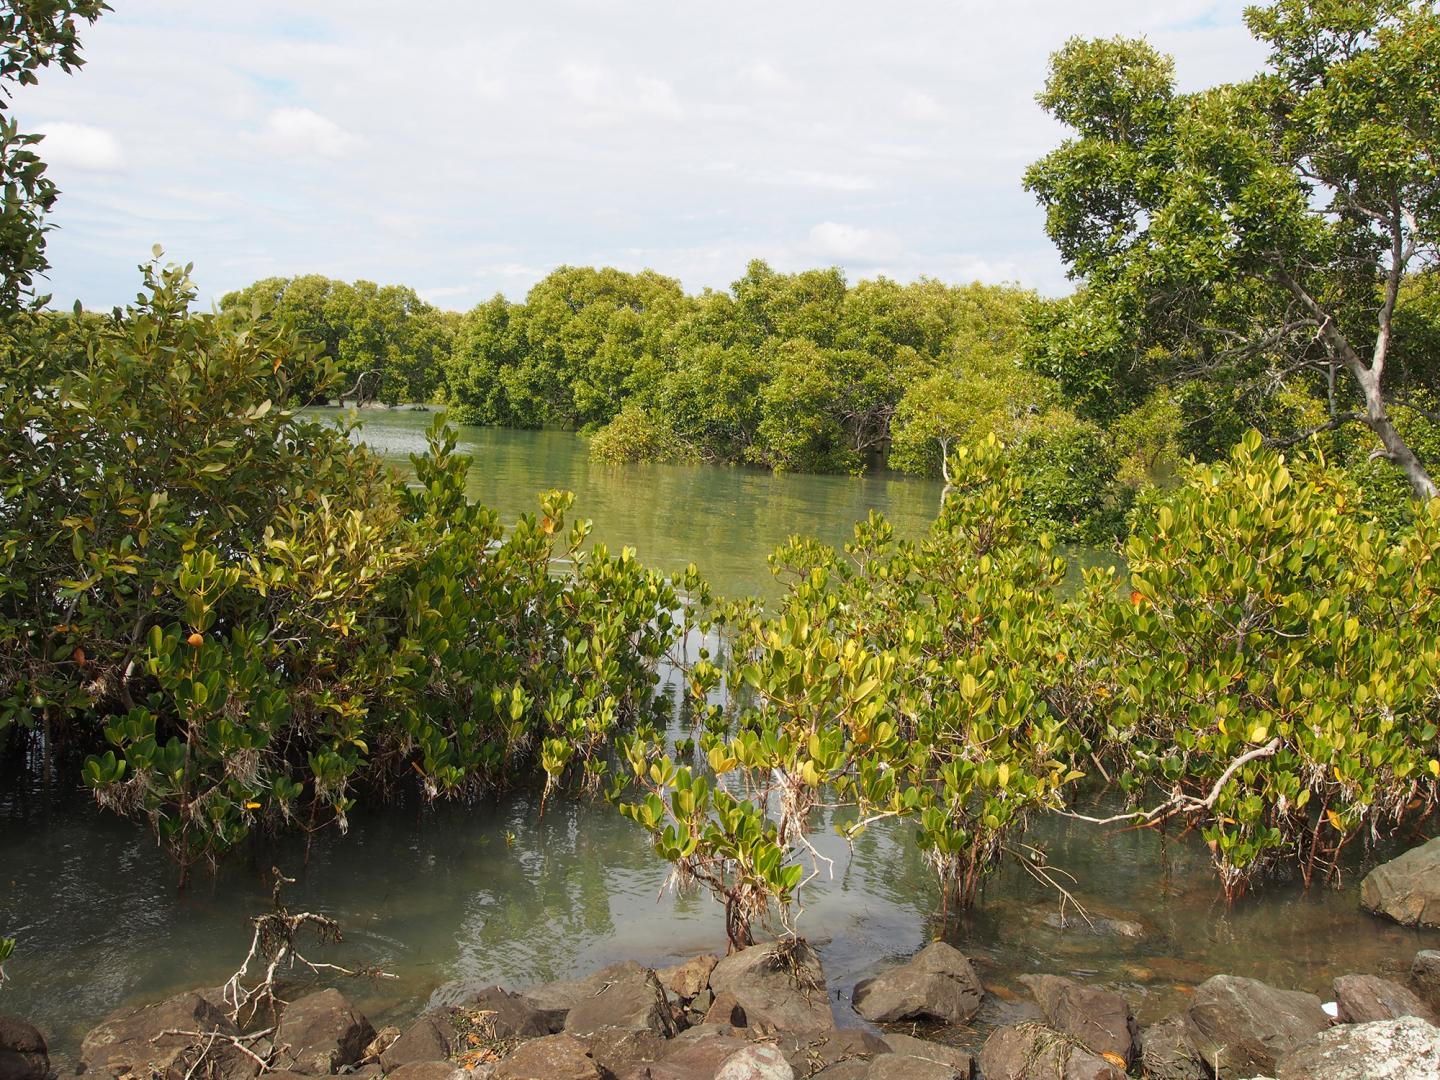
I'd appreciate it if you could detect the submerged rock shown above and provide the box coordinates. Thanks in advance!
[81,990,258,1080]
[0,1015,48,1080]
[1184,975,1329,1080]
[274,988,375,1074]
[1275,1015,1440,1080]
[1332,973,1437,1024]
[709,940,836,1035]
[851,942,983,1025]
[1361,837,1440,928]
[1019,974,1137,1065]
[977,1022,1125,1080]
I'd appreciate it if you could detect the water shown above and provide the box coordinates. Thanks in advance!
[3,413,1437,1062]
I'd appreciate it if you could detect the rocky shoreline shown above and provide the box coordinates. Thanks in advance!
[3,939,1439,1080]
[5,839,1440,1080]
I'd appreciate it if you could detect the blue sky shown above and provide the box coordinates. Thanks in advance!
[17,1,1267,311]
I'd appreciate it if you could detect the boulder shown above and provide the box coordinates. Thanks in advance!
[657,956,718,1003]
[1138,1014,1208,1080]
[384,1062,467,1080]
[583,1025,667,1077]
[1184,975,1329,1080]
[1410,951,1440,1015]
[380,1011,455,1069]
[779,1029,889,1077]
[1019,974,1137,1065]
[1276,1015,1440,1080]
[629,1032,754,1079]
[0,1016,47,1080]
[709,941,836,1035]
[274,988,375,1074]
[1333,974,1436,1024]
[491,1033,602,1080]
[865,1054,968,1080]
[563,966,677,1037]
[851,943,982,1025]
[81,990,259,1080]
[519,961,647,1028]
[714,1043,794,1079]
[977,1023,1125,1080]
[703,993,747,1028]
[881,1033,973,1076]
[1361,837,1440,928]
[808,1063,871,1080]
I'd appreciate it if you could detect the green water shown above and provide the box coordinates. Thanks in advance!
[2,413,1436,1063]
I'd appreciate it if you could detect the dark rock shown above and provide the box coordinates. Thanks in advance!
[656,956,718,1003]
[851,943,982,1025]
[880,1033,972,1076]
[380,1011,455,1070]
[81,990,258,1080]
[709,941,836,1035]
[274,988,374,1074]
[780,1029,889,1077]
[1184,974,1329,1080]
[0,1015,47,1080]
[582,1025,667,1077]
[1276,1015,1440,1080]
[563,966,676,1037]
[465,987,558,1038]
[1410,951,1440,1016]
[977,1023,1124,1080]
[1137,1014,1207,1080]
[1019,974,1138,1065]
[1361,836,1440,928]
[1333,973,1437,1024]
[1039,913,1146,940]
[518,962,646,1029]
[627,1032,753,1079]
[383,1062,467,1080]
[492,1033,602,1080]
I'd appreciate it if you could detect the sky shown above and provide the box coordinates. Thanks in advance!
[16,1,1268,312]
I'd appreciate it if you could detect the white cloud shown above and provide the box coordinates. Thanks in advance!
[33,122,122,170]
[260,107,358,158]
[806,222,904,263]
[760,169,876,192]
[739,61,791,90]
[900,91,944,120]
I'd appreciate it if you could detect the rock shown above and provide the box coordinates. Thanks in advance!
[809,1063,871,1080]
[380,1011,456,1070]
[780,1029,889,1077]
[1410,951,1440,1015]
[1361,837,1440,928]
[704,993,747,1028]
[631,1032,754,1079]
[385,1062,467,1080]
[709,941,836,1035]
[1019,974,1138,1065]
[865,1054,968,1080]
[492,1033,602,1080]
[1039,913,1146,940]
[274,988,375,1074]
[977,1023,1124,1080]
[714,1043,794,1079]
[518,962,647,1028]
[563,966,677,1037]
[1138,1014,1207,1080]
[1333,973,1436,1024]
[1184,975,1329,1080]
[466,987,559,1038]
[851,943,982,1025]
[362,1026,400,1063]
[81,990,258,1080]
[583,1025,667,1077]
[881,1033,972,1076]
[657,956,718,1003]
[1275,1015,1440,1080]
[0,1016,47,1080]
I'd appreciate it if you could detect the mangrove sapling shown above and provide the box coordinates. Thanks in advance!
[614,440,1090,943]
[1080,434,1440,900]
[222,868,395,1027]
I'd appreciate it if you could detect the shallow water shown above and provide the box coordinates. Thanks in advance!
[3,414,1436,1061]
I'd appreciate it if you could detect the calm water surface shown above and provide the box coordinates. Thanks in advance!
[2,413,1436,1062]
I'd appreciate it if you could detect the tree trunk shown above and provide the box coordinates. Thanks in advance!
[1354,365,1438,500]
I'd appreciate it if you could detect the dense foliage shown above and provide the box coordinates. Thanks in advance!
[1,259,692,877]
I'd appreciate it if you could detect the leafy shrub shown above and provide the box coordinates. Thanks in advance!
[588,403,694,464]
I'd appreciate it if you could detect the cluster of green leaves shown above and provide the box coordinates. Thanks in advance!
[1080,432,1440,898]
[1,258,691,873]
[613,439,1089,946]
[219,275,457,406]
